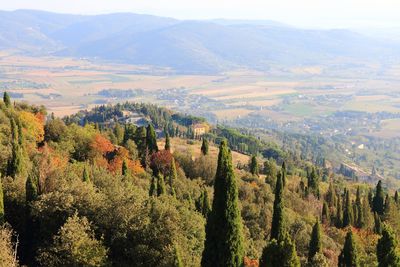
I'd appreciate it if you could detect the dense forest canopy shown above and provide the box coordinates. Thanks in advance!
[0,93,399,266]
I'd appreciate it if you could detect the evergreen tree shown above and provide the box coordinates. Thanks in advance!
[169,158,177,189]
[202,140,244,267]
[281,161,286,187]
[249,155,258,176]
[321,201,330,224]
[260,232,300,267]
[377,225,400,267]
[134,126,147,164]
[394,191,399,205]
[307,167,319,198]
[122,160,128,176]
[326,182,336,207]
[343,189,353,228]
[0,178,4,224]
[173,244,184,267]
[7,119,23,178]
[165,132,171,151]
[355,187,364,228]
[336,197,343,228]
[338,230,359,267]
[146,124,158,154]
[200,188,211,219]
[308,219,322,262]
[3,92,11,107]
[270,171,284,241]
[201,138,209,156]
[156,174,166,196]
[82,167,90,183]
[374,212,383,235]
[26,173,38,202]
[149,176,157,197]
[362,196,373,229]
[373,180,385,215]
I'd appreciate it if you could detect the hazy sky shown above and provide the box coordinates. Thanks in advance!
[1,0,400,28]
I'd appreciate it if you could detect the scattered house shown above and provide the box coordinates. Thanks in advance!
[192,123,208,137]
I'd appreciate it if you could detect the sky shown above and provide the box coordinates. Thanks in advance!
[1,0,400,29]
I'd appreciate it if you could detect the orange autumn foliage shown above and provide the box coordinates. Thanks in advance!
[91,134,114,155]
[244,257,259,267]
[19,110,45,143]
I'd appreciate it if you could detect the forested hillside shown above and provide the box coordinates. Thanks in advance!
[0,93,399,266]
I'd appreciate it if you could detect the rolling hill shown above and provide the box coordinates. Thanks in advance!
[0,9,399,73]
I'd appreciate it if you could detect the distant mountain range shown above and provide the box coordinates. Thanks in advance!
[1,9,399,73]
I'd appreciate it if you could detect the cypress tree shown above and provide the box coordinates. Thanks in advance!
[157,174,166,196]
[82,167,90,183]
[249,155,258,176]
[146,124,158,154]
[373,180,385,215]
[200,188,211,219]
[374,212,382,235]
[260,232,300,267]
[202,140,244,267]
[26,173,38,202]
[326,182,336,207]
[201,138,209,156]
[308,219,322,262]
[270,171,284,241]
[395,191,399,205]
[338,230,359,267]
[173,244,184,267]
[322,201,330,224]
[336,197,343,228]
[169,158,177,189]
[343,189,353,228]
[3,92,11,107]
[0,178,4,224]
[122,160,128,176]
[7,119,23,179]
[281,161,286,187]
[362,196,373,229]
[307,167,319,198]
[149,176,157,197]
[355,187,364,228]
[377,225,400,267]
[134,126,147,164]
[165,132,171,151]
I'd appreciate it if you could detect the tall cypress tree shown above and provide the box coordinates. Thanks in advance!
[308,219,322,262]
[260,232,300,267]
[249,155,258,176]
[26,173,38,203]
[377,225,400,267]
[169,158,177,189]
[322,201,330,224]
[281,161,286,187]
[202,140,244,267]
[7,118,23,179]
[355,187,364,228]
[307,167,319,198]
[165,132,171,151]
[0,178,4,224]
[374,212,383,234]
[373,180,385,215]
[270,171,284,241]
[146,124,158,154]
[149,176,157,197]
[201,138,209,156]
[336,196,343,228]
[3,92,11,107]
[156,174,166,196]
[338,230,359,267]
[343,189,353,228]
[394,191,399,205]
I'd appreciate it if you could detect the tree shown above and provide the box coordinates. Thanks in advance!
[308,219,322,262]
[260,232,300,267]
[37,213,108,267]
[336,196,343,228]
[249,155,258,176]
[146,124,158,154]
[0,179,4,224]
[202,140,244,267]
[122,160,128,176]
[338,230,359,267]
[263,159,277,184]
[355,187,363,228]
[26,173,38,203]
[3,92,11,107]
[270,172,284,241]
[377,225,400,267]
[165,132,171,151]
[149,176,157,197]
[201,138,209,156]
[157,174,166,196]
[82,167,90,183]
[395,191,399,205]
[7,119,23,179]
[0,225,18,266]
[374,212,383,235]
[343,189,353,228]
[373,180,385,215]
[307,167,319,198]
[169,158,177,190]
[196,188,211,219]
[281,161,286,187]
[321,201,330,224]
